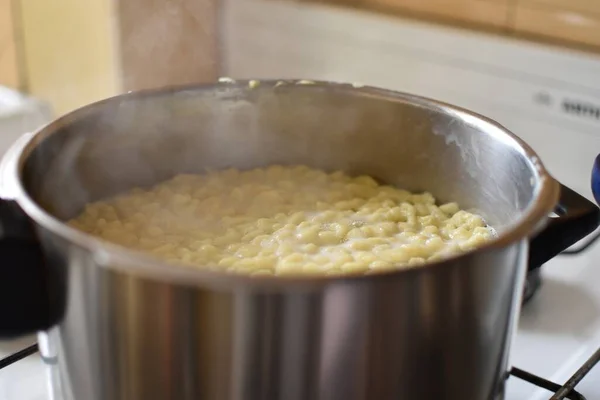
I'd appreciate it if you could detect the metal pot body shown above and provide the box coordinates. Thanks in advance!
[38,235,526,400]
[1,81,596,400]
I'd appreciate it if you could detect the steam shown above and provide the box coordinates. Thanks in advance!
[119,0,218,91]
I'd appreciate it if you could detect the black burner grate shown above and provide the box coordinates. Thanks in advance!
[1,343,599,400]
[0,343,38,369]
[509,344,600,400]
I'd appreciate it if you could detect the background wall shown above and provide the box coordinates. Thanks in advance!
[3,0,600,115]
[0,0,218,116]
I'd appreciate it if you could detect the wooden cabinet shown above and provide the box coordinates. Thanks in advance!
[303,0,600,52]
[365,0,510,29]
[0,0,20,89]
[513,2,600,48]
[18,0,120,115]
[2,0,218,115]
[518,0,600,14]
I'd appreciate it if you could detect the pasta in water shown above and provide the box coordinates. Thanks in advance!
[69,165,495,276]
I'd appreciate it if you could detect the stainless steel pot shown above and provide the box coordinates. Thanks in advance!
[0,81,598,400]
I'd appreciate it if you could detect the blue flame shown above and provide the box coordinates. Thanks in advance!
[592,154,600,205]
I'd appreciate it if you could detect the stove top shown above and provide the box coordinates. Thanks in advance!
[505,233,600,399]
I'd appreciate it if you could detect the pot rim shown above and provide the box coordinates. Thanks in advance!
[6,79,560,289]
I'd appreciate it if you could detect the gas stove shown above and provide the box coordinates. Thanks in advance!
[3,1,600,395]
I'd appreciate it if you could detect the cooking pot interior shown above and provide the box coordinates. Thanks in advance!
[21,83,539,232]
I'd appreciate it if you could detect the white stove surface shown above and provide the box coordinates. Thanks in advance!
[508,254,600,399]
[0,338,45,400]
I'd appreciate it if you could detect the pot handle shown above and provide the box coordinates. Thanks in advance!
[528,183,600,270]
[0,199,60,338]
[0,133,62,338]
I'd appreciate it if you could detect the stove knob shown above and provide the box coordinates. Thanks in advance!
[593,154,600,205]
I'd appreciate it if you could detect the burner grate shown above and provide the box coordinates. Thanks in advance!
[509,346,600,399]
[0,343,38,369]
[1,344,598,399]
